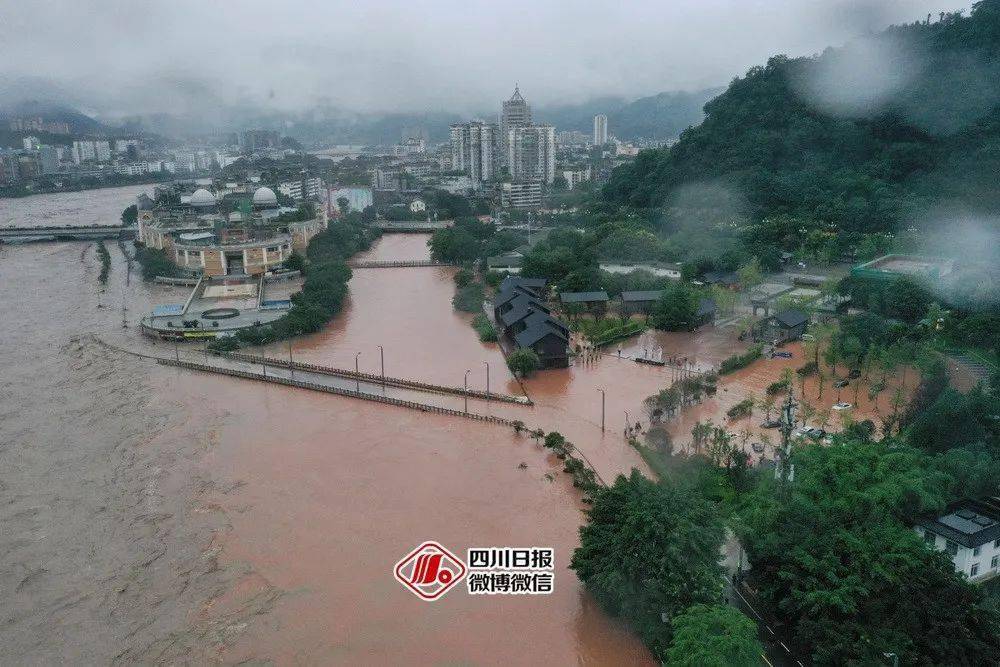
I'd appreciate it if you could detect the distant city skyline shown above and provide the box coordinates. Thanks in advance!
[0,0,971,118]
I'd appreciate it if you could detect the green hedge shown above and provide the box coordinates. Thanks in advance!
[719,344,762,375]
[592,321,646,347]
[472,313,498,342]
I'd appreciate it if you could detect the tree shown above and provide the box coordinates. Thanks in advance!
[739,439,999,665]
[736,257,763,292]
[507,349,541,377]
[664,604,763,667]
[571,471,725,660]
[121,204,138,226]
[651,284,699,331]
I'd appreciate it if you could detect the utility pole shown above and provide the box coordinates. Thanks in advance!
[484,361,490,397]
[464,369,471,413]
[378,345,385,387]
[777,388,796,486]
[597,388,605,432]
[288,340,294,378]
[174,339,179,362]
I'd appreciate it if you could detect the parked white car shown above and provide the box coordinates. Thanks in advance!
[832,402,853,411]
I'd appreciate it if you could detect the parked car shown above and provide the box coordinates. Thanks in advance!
[806,427,827,439]
[760,419,782,429]
[801,333,815,341]
[833,379,849,388]
[833,402,853,411]
[773,351,793,359]
[751,442,766,454]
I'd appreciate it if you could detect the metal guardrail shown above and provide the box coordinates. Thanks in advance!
[213,350,531,405]
[158,358,521,425]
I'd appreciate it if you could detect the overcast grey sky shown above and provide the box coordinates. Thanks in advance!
[0,0,971,116]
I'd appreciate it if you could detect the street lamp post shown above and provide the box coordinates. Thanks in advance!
[484,361,490,397]
[288,340,294,378]
[378,345,385,387]
[597,388,605,432]
[355,352,362,393]
[464,369,471,413]
[624,410,631,437]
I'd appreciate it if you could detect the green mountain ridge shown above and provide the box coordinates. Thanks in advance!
[603,0,1000,235]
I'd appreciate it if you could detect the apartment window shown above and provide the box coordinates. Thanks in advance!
[971,563,980,577]
[946,540,959,556]
[923,529,936,545]
[974,546,982,557]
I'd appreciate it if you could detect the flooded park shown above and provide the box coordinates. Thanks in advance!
[0,186,926,664]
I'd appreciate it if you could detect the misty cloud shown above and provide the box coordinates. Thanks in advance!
[0,0,971,121]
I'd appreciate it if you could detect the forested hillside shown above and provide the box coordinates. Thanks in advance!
[603,1,1000,235]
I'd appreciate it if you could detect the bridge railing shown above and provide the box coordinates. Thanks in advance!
[211,350,531,405]
[159,358,521,425]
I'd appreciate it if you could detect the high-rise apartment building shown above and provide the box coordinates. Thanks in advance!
[593,114,608,145]
[450,121,499,183]
[500,86,532,167]
[507,124,556,185]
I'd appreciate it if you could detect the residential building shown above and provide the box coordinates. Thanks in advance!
[507,124,556,185]
[501,86,532,166]
[95,141,112,163]
[22,136,40,151]
[39,145,60,174]
[394,137,426,156]
[753,309,810,344]
[72,140,96,164]
[499,180,542,209]
[239,129,280,152]
[915,497,1000,582]
[450,121,499,184]
[330,186,373,213]
[593,114,608,145]
[277,176,323,202]
[561,166,592,189]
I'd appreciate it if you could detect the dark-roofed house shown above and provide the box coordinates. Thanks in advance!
[915,497,1000,581]
[560,290,610,316]
[753,309,809,344]
[499,275,546,298]
[490,276,569,369]
[695,298,717,327]
[701,271,740,288]
[620,290,663,316]
[493,290,549,323]
[514,321,570,368]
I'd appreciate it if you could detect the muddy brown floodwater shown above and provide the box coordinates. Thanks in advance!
[1,221,655,664]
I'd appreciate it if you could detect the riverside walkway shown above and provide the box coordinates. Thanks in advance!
[159,347,532,419]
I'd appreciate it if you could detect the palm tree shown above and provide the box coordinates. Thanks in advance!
[512,420,525,436]
[531,429,545,446]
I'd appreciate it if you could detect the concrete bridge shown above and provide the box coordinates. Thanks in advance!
[375,221,452,232]
[348,259,453,269]
[0,225,135,243]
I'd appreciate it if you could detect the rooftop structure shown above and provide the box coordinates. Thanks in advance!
[851,254,956,281]
[915,497,1000,582]
[135,183,326,278]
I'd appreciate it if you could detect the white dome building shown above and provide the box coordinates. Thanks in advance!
[252,186,278,208]
[189,188,217,207]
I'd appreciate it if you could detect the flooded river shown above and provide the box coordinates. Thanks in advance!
[0,189,658,664]
[0,183,153,228]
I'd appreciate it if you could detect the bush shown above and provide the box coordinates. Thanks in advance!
[96,241,111,284]
[797,360,819,377]
[719,345,762,375]
[766,379,789,395]
[454,267,474,288]
[134,246,180,281]
[726,398,754,420]
[507,348,541,377]
[453,282,485,313]
[471,313,498,342]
